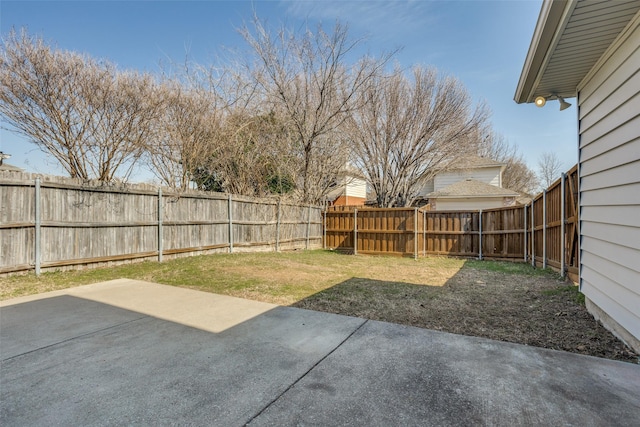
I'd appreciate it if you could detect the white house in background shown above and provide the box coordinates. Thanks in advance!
[515,0,640,352]
[325,165,367,207]
[421,156,520,210]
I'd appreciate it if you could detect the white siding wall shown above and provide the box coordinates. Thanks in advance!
[344,176,367,198]
[577,14,640,343]
[420,180,435,196]
[433,167,501,191]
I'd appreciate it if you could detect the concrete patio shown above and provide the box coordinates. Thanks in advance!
[1,279,639,426]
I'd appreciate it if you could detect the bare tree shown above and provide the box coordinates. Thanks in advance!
[240,18,393,203]
[538,151,563,188]
[347,66,489,207]
[146,81,222,189]
[479,132,539,195]
[503,158,539,196]
[202,110,297,197]
[151,51,300,196]
[0,29,162,181]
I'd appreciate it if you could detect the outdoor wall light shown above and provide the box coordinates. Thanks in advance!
[534,95,571,111]
[557,95,572,111]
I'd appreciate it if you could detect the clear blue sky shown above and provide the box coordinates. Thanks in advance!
[1,0,577,182]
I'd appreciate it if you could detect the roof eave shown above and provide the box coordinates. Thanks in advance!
[514,0,576,104]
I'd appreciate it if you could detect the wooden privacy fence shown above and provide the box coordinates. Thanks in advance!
[324,165,579,281]
[528,164,579,281]
[0,171,322,275]
[324,207,519,259]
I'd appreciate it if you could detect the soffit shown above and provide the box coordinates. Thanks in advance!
[515,0,640,104]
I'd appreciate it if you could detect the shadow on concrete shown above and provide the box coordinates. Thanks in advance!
[2,281,640,426]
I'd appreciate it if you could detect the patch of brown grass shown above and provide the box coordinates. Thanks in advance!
[293,265,638,363]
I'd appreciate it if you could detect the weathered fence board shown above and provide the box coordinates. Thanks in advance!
[424,211,479,257]
[358,208,416,256]
[481,207,525,259]
[0,170,322,274]
[564,165,580,282]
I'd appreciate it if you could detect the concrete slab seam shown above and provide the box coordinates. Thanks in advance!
[243,318,369,426]
[1,315,148,362]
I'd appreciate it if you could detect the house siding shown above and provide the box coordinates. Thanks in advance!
[433,167,501,191]
[343,177,367,198]
[326,175,367,203]
[577,13,640,345]
[420,180,435,196]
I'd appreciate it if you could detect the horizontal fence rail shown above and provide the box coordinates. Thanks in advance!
[0,170,322,275]
[324,164,579,281]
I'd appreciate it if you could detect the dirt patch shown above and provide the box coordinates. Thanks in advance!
[293,265,639,364]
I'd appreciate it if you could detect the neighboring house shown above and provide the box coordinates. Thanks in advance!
[326,166,367,207]
[421,156,519,210]
[430,156,505,192]
[515,0,640,352]
[426,179,519,211]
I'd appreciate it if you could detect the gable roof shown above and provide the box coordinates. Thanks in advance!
[514,0,640,104]
[448,155,504,170]
[427,179,520,199]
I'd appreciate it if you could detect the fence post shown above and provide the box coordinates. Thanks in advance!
[34,177,41,276]
[323,205,327,250]
[354,208,358,255]
[306,204,311,250]
[414,208,418,260]
[228,194,233,253]
[531,199,535,267]
[543,189,547,269]
[560,173,566,278]
[276,199,281,252]
[478,210,483,260]
[158,187,163,262]
[523,204,528,263]
[423,210,426,257]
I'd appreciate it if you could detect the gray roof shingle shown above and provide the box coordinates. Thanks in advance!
[427,179,520,198]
